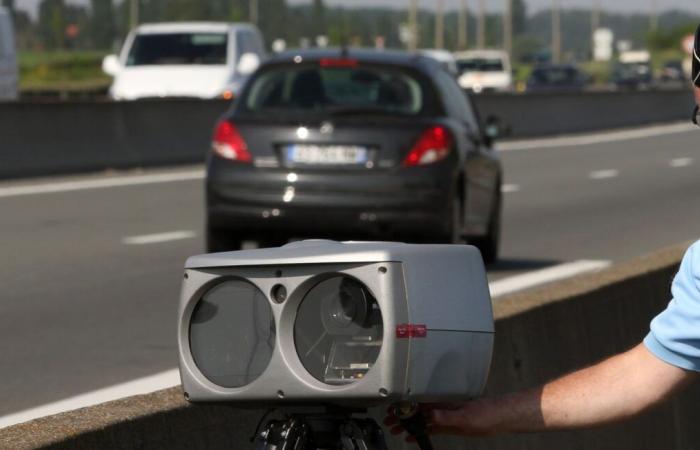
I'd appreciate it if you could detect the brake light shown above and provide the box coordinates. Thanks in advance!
[319,58,358,68]
[403,126,453,166]
[211,121,252,163]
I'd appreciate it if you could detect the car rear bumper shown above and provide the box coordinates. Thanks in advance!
[206,163,455,239]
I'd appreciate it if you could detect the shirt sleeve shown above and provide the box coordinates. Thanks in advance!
[644,241,700,372]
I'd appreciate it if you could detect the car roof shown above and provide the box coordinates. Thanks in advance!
[267,48,442,72]
[135,22,256,34]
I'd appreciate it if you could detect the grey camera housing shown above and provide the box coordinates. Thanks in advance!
[178,241,494,405]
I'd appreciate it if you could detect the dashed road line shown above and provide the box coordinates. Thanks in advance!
[501,184,521,193]
[670,157,693,168]
[589,169,620,180]
[122,231,197,245]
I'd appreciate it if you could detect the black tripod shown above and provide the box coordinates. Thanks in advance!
[256,412,388,450]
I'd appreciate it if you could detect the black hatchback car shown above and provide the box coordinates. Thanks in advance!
[206,49,504,262]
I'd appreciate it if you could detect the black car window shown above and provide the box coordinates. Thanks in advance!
[434,69,479,129]
[126,32,228,66]
[243,64,428,116]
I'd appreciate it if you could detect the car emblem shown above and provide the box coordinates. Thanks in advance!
[320,122,334,135]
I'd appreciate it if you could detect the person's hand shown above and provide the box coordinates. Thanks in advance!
[383,401,497,441]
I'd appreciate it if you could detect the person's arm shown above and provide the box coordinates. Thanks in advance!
[386,344,696,438]
[416,344,696,437]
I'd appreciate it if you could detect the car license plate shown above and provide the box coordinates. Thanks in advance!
[286,145,368,165]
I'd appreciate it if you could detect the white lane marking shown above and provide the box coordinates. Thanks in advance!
[0,169,205,199]
[499,122,695,151]
[489,260,612,298]
[589,169,619,180]
[122,231,197,245]
[670,157,693,168]
[501,184,520,193]
[0,369,180,429]
[0,260,611,427]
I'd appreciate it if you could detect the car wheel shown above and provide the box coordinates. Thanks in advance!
[206,225,244,252]
[471,190,501,265]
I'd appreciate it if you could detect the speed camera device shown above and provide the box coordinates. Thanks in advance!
[177,241,494,406]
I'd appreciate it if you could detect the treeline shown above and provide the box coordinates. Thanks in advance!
[2,0,699,61]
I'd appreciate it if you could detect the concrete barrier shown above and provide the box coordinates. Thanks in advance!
[1,242,697,450]
[0,88,694,180]
[472,88,695,138]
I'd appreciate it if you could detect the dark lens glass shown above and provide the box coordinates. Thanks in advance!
[189,280,275,388]
[294,276,383,385]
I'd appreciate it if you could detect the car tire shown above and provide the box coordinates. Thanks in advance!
[471,189,501,265]
[206,225,244,252]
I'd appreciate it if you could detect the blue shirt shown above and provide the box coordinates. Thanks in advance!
[644,241,700,372]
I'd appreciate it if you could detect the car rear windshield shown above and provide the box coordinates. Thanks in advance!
[530,67,577,84]
[242,63,429,116]
[457,58,505,73]
[126,32,228,66]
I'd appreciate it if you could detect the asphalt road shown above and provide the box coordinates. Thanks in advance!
[1,124,700,417]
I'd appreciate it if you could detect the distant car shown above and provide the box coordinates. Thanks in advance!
[102,22,266,100]
[455,50,512,93]
[205,49,504,262]
[612,62,653,90]
[418,49,459,77]
[660,60,686,83]
[526,64,587,93]
[0,7,18,101]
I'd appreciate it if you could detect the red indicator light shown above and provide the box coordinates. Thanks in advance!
[319,58,359,68]
[396,324,428,339]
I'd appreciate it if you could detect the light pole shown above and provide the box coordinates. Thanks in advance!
[552,0,561,63]
[435,0,444,49]
[250,0,259,25]
[504,0,512,59]
[591,0,600,61]
[477,0,485,49]
[408,0,418,51]
[130,0,139,29]
[458,0,468,50]
[650,0,658,31]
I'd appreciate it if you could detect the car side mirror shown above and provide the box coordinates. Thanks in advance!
[237,52,261,76]
[102,54,121,77]
[483,115,510,145]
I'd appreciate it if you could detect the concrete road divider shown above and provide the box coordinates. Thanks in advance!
[473,88,694,138]
[1,242,697,449]
[0,88,694,180]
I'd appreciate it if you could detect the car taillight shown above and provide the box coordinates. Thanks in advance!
[211,121,252,163]
[403,126,453,167]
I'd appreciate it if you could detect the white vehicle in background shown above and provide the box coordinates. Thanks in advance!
[455,50,512,93]
[0,6,19,101]
[419,49,459,77]
[103,22,266,100]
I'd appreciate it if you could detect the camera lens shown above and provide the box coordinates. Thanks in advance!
[294,275,383,386]
[189,280,275,388]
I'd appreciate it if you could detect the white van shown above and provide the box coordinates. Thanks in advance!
[454,50,512,93]
[103,22,266,100]
[0,7,19,101]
